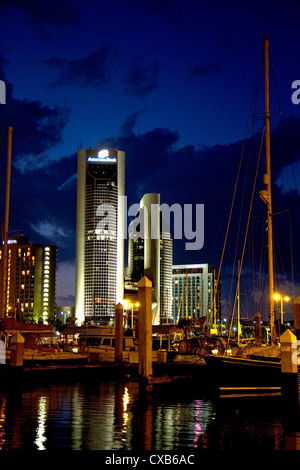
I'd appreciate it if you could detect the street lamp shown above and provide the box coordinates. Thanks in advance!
[123,299,140,329]
[274,293,290,324]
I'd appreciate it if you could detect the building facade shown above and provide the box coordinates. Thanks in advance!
[0,236,56,323]
[128,194,173,324]
[75,148,125,325]
[160,233,173,325]
[54,306,75,324]
[172,264,221,327]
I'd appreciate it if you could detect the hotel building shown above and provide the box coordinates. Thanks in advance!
[0,236,56,323]
[172,264,221,326]
[75,148,125,325]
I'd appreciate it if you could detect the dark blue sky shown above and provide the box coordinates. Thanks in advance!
[0,0,300,320]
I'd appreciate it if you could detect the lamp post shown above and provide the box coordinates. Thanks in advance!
[123,300,140,329]
[274,294,290,324]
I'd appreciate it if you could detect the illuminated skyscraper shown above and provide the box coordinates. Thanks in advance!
[128,194,173,324]
[75,148,125,324]
[0,236,56,323]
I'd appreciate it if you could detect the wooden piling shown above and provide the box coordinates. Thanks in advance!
[138,276,153,394]
[10,332,24,367]
[280,329,299,402]
[115,302,124,363]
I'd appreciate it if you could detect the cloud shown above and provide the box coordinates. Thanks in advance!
[44,46,159,97]
[57,174,77,191]
[191,62,220,77]
[1,0,79,30]
[0,55,70,171]
[97,121,179,203]
[30,221,71,244]
[124,58,159,97]
[44,46,120,88]
[4,151,78,268]
[120,111,145,137]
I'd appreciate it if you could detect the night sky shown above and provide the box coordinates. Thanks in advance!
[1,0,300,321]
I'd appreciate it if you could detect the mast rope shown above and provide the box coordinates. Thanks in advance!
[206,46,264,331]
[227,127,265,342]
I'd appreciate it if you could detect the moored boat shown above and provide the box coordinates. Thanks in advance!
[1,318,89,366]
[204,38,296,387]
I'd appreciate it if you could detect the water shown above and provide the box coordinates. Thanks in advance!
[1,378,300,451]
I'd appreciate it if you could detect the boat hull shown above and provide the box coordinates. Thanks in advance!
[4,349,89,367]
[204,354,282,388]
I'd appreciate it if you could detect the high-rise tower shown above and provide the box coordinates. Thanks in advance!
[0,236,56,323]
[75,148,125,325]
[128,194,173,324]
[172,264,221,326]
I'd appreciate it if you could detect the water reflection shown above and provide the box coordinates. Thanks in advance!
[0,398,6,450]
[71,386,83,450]
[35,397,48,450]
[0,380,300,450]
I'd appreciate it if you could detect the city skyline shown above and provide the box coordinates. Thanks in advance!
[0,1,300,321]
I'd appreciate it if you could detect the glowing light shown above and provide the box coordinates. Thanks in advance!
[34,397,48,450]
[98,149,109,159]
[87,149,117,163]
[123,387,130,413]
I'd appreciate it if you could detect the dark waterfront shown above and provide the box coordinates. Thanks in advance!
[1,377,300,452]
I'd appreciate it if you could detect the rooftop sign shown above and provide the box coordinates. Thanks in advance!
[87,149,117,163]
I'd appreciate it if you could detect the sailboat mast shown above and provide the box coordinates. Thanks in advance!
[1,126,13,319]
[185,270,188,320]
[263,38,275,345]
[237,260,241,345]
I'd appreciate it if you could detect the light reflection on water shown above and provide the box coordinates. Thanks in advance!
[34,396,48,450]
[0,380,300,450]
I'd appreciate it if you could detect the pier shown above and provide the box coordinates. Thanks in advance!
[1,279,300,401]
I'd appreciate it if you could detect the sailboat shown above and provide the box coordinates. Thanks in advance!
[203,38,291,388]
